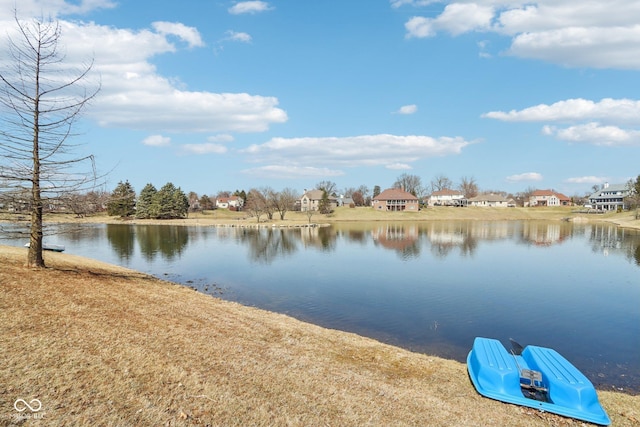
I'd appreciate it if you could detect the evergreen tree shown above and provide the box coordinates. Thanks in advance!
[155,183,188,219]
[173,186,189,218]
[233,189,247,205]
[199,194,213,210]
[373,185,381,199]
[107,181,136,217]
[136,183,157,219]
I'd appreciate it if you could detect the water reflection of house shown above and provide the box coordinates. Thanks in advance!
[424,221,512,241]
[523,222,564,246]
[372,188,419,211]
[371,224,418,251]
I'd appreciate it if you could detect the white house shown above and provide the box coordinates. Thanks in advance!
[216,195,244,210]
[588,183,631,211]
[468,193,511,207]
[299,189,338,212]
[428,189,465,206]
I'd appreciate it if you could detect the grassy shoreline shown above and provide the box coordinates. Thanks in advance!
[1,208,639,425]
[1,246,639,426]
[5,205,640,230]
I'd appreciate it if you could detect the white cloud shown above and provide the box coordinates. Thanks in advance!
[224,31,252,43]
[143,135,171,147]
[386,163,413,170]
[241,165,344,179]
[506,172,543,182]
[390,0,440,8]
[485,98,640,147]
[1,0,117,19]
[208,134,235,143]
[241,134,472,169]
[405,17,436,38]
[405,3,494,38]
[180,143,228,155]
[0,11,287,134]
[543,123,640,146]
[228,1,272,15]
[396,104,418,115]
[483,98,640,124]
[151,22,205,48]
[402,1,640,69]
[35,19,288,133]
[565,176,609,184]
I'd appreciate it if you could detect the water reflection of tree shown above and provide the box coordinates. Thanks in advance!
[106,224,135,260]
[242,228,299,264]
[633,243,640,266]
[299,226,337,252]
[587,223,640,267]
[135,225,189,261]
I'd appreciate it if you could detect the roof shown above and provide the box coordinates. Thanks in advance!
[373,188,418,201]
[589,184,631,198]
[430,189,463,197]
[468,193,509,202]
[302,189,337,201]
[531,189,570,201]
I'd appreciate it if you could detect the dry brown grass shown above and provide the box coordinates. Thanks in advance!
[1,245,638,426]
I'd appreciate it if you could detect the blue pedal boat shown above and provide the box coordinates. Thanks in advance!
[467,337,610,425]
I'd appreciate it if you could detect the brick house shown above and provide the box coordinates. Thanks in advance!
[372,188,419,211]
[529,190,571,207]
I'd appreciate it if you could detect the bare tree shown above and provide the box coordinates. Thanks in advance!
[393,173,423,197]
[245,188,267,223]
[430,174,453,192]
[0,15,100,267]
[458,176,478,198]
[271,187,298,220]
[352,191,364,206]
[626,175,640,219]
[316,180,337,196]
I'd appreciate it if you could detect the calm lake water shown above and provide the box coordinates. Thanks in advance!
[2,220,639,392]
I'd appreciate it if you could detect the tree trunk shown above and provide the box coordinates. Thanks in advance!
[28,59,45,268]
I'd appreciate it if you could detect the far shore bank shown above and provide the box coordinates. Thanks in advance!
[1,245,638,426]
[4,205,639,231]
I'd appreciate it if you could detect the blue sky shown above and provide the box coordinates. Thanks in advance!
[2,1,639,198]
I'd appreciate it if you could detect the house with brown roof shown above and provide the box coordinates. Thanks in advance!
[529,190,571,207]
[372,188,419,211]
[216,195,244,210]
[428,189,465,206]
